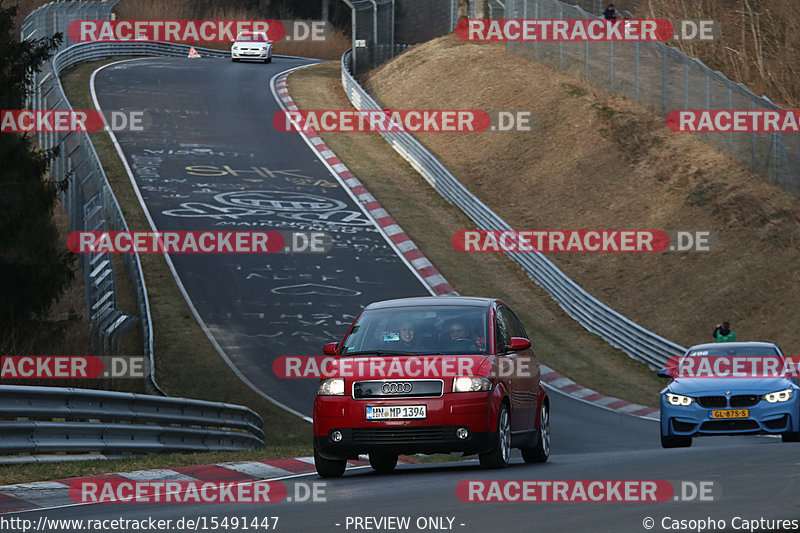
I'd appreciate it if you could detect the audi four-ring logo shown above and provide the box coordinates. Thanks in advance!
[382,382,413,394]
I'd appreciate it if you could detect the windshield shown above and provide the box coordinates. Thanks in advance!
[340,305,489,356]
[672,345,789,378]
[685,346,780,357]
[236,32,268,42]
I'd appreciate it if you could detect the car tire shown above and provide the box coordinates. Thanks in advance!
[660,434,692,448]
[264,56,272,63]
[480,403,511,469]
[781,431,800,442]
[522,402,550,463]
[314,444,346,478]
[369,453,398,474]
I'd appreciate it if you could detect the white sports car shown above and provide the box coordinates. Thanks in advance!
[231,31,272,63]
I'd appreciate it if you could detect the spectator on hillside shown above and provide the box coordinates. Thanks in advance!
[713,321,736,343]
[603,4,619,20]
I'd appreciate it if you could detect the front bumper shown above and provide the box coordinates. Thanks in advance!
[660,395,800,437]
[314,428,495,459]
[314,393,495,459]
[231,48,271,59]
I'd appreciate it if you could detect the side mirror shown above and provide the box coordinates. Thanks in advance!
[657,368,671,378]
[322,342,339,356]
[505,337,531,352]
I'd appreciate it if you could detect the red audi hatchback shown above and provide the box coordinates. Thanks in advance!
[313,296,550,477]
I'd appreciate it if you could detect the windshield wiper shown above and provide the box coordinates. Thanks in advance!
[341,350,416,357]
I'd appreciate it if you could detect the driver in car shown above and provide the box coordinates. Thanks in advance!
[448,321,471,341]
[444,319,482,349]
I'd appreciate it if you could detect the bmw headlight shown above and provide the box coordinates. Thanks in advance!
[453,376,492,393]
[318,378,345,396]
[763,389,794,403]
[666,392,693,406]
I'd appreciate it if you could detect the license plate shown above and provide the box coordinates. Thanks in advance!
[710,409,749,419]
[366,405,426,420]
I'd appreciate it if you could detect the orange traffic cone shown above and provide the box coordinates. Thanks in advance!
[187,46,201,58]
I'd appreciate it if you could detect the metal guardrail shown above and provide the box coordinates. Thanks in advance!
[0,386,264,455]
[341,50,686,368]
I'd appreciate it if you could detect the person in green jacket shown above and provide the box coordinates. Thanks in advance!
[713,322,736,342]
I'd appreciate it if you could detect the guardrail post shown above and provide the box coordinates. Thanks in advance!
[634,41,639,104]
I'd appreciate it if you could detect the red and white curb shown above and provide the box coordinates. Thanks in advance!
[540,365,658,419]
[0,455,417,514]
[272,72,456,296]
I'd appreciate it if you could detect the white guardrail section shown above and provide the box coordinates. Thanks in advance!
[341,50,686,368]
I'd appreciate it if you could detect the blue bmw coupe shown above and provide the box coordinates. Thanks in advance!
[659,342,800,448]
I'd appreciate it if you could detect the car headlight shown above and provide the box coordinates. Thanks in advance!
[666,392,693,406]
[763,389,794,403]
[318,378,345,396]
[232,45,239,50]
[453,376,492,393]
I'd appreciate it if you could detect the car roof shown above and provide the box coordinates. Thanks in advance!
[364,296,496,310]
[687,341,780,351]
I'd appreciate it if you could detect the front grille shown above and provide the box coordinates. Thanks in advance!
[353,380,443,399]
[697,396,728,408]
[700,420,759,431]
[730,395,760,408]
[352,427,445,443]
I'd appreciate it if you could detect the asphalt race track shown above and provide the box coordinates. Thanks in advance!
[91,56,432,417]
[10,392,800,532]
[27,56,794,532]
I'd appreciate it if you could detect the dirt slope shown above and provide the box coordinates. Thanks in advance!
[363,35,800,354]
